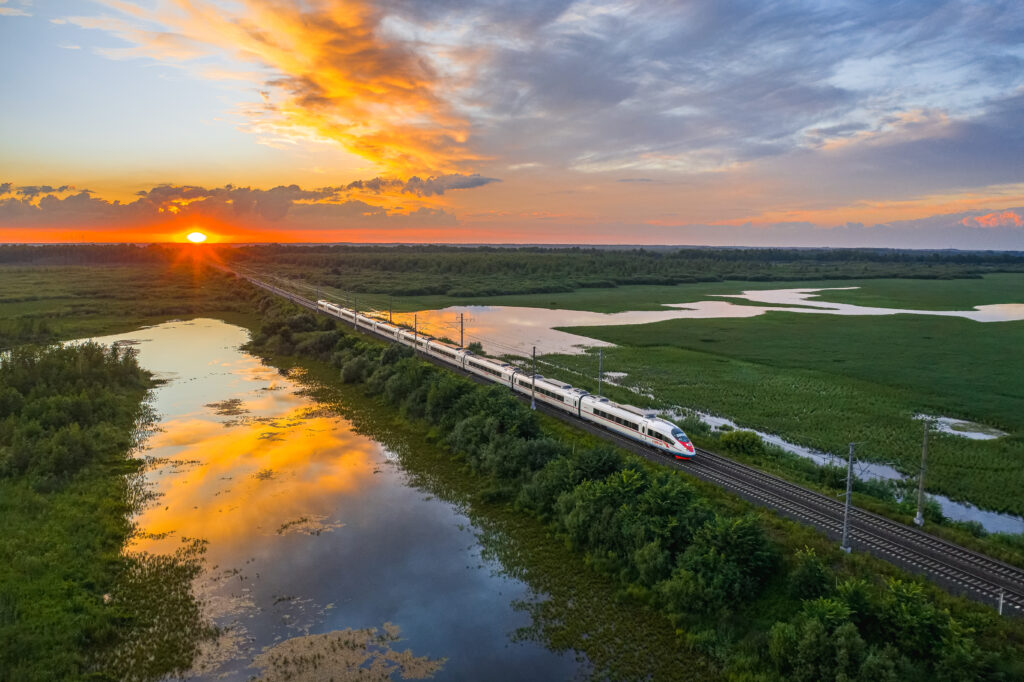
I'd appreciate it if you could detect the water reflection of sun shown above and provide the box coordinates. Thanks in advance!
[130,401,382,560]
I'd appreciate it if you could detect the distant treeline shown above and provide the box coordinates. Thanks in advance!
[0,244,173,265]
[247,292,1024,681]
[4,245,1023,298]
[227,244,1024,297]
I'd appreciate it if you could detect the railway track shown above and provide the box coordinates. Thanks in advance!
[237,272,1024,614]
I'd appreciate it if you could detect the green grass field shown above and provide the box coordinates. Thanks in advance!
[305,272,1024,315]
[809,273,1024,310]
[544,276,1024,516]
[0,264,256,346]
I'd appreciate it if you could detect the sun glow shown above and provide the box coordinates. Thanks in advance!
[186,231,207,243]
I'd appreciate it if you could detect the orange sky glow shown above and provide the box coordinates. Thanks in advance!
[2,1,1023,248]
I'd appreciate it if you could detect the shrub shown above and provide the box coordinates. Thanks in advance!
[788,547,833,600]
[719,429,766,457]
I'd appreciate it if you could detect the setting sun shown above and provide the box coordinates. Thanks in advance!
[186,231,207,243]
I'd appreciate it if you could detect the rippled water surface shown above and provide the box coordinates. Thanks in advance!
[91,319,584,681]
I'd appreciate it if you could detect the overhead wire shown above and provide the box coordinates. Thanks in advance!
[271,280,870,475]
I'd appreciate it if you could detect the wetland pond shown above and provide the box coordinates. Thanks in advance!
[389,287,1024,356]
[94,319,588,681]
[388,287,1024,534]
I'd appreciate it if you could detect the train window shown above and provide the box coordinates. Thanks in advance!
[469,361,501,377]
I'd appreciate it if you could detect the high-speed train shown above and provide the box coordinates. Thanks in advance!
[317,300,695,460]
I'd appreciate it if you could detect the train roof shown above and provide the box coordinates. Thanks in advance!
[429,341,464,352]
[620,404,659,418]
[535,377,572,390]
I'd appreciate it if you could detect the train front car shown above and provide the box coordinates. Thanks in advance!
[646,417,695,460]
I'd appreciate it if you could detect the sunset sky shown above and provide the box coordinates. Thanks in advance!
[1,0,1022,247]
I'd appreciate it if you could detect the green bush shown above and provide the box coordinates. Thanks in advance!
[719,429,766,457]
[788,547,833,600]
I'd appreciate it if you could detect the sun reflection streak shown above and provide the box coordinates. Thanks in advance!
[131,400,381,561]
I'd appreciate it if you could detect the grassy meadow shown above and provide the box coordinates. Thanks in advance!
[236,272,1024,315]
[0,262,255,347]
[545,275,1024,516]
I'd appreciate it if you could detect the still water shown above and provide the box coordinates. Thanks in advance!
[389,286,1024,356]
[91,319,584,681]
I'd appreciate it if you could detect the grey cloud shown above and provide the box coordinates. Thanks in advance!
[0,182,459,230]
[563,212,1024,249]
[344,173,499,197]
[760,92,1024,202]
[419,0,1024,182]
[402,174,499,197]
[15,185,73,198]
[131,184,336,222]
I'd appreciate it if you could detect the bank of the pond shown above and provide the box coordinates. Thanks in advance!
[0,343,213,681]
[280,357,720,681]
[246,292,1024,681]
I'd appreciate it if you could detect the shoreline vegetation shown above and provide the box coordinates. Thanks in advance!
[0,343,214,680]
[244,290,1024,681]
[0,262,247,680]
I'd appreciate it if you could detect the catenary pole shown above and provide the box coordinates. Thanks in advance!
[414,313,418,354]
[531,346,537,410]
[598,349,603,397]
[460,313,464,348]
[841,442,854,553]
[915,420,929,527]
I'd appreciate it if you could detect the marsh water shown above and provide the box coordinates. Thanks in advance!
[390,287,1024,534]
[390,287,1024,356]
[92,319,585,681]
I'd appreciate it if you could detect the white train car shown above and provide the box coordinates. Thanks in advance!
[373,321,401,341]
[318,300,345,318]
[315,298,694,460]
[512,374,589,414]
[580,396,694,460]
[465,355,518,387]
[643,416,695,459]
[427,339,468,366]
[396,328,431,353]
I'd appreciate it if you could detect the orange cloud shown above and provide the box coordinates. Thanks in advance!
[77,0,479,175]
[0,179,510,242]
[710,185,1024,228]
[960,211,1024,228]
